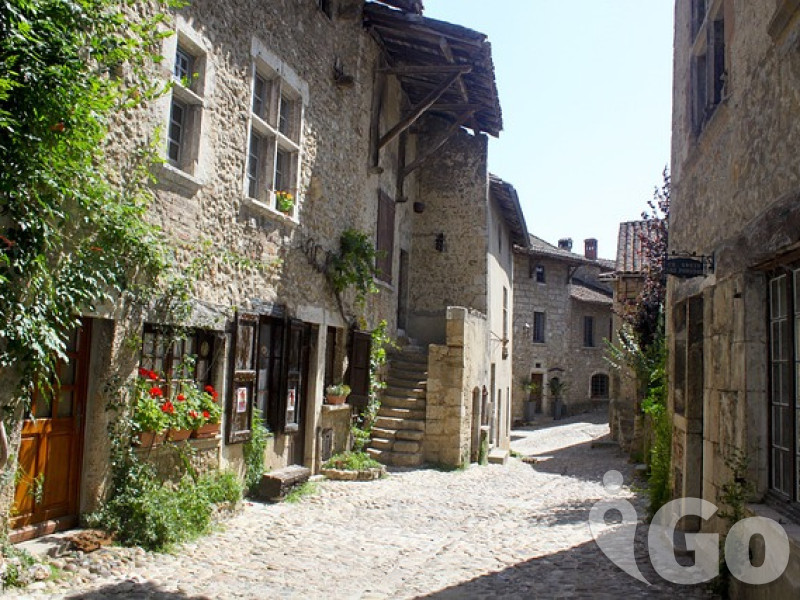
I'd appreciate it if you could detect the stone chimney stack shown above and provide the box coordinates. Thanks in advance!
[584,238,598,261]
[558,238,573,252]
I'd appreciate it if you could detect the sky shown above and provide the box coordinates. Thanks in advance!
[422,1,675,261]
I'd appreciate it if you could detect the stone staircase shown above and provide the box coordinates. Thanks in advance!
[367,346,428,467]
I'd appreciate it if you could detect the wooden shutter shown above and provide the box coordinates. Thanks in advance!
[278,319,305,434]
[376,190,395,283]
[347,330,372,410]
[266,317,288,434]
[226,313,258,444]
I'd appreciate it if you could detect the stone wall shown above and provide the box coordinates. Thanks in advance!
[670,2,800,597]
[425,307,488,467]
[408,123,489,345]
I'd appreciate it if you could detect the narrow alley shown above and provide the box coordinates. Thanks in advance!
[10,411,717,600]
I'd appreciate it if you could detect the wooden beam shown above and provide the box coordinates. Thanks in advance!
[380,64,472,76]
[370,67,387,172]
[440,37,470,103]
[429,103,482,112]
[378,69,462,150]
[402,111,474,178]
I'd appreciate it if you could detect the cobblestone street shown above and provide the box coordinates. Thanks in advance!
[9,411,718,599]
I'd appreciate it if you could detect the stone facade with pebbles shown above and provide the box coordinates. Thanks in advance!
[669,1,800,597]
[6,0,531,542]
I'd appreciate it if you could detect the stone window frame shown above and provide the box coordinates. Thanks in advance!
[535,265,546,283]
[689,0,729,136]
[244,39,308,222]
[139,324,217,396]
[532,311,546,344]
[590,373,609,399]
[162,30,209,185]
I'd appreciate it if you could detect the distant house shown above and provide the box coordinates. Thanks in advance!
[512,236,614,424]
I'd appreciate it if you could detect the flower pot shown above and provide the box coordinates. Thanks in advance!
[326,394,347,406]
[135,431,165,448]
[191,422,221,439]
[167,428,192,442]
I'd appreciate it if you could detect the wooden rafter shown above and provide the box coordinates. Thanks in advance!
[378,69,463,150]
[439,37,469,103]
[380,64,471,76]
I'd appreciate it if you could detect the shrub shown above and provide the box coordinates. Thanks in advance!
[323,451,382,471]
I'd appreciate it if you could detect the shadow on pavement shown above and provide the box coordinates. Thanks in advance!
[65,580,210,600]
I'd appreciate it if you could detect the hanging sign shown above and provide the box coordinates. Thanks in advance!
[665,254,715,278]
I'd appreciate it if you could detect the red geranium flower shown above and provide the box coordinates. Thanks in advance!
[149,387,163,397]
[138,367,149,377]
[211,391,219,401]
[148,370,159,381]
[160,401,175,414]
[177,394,186,402]
[189,410,198,419]
[204,385,215,394]
[202,411,210,419]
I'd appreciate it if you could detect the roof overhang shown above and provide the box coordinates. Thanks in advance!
[364,2,502,138]
[489,175,529,249]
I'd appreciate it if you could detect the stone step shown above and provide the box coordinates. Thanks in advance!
[395,429,424,442]
[488,448,509,465]
[374,416,425,432]
[393,440,421,454]
[366,448,390,464]
[378,406,426,421]
[385,385,426,399]
[386,377,427,390]
[256,465,311,501]
[388,368,427,382]
[381,395,427,410]
[370,437,394,451]
[389,347,428,361]
[371,427,396,440]
[389,359,429,373]
[392,452,424,467]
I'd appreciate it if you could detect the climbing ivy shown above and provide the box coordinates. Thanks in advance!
[352,320,396,451]
[329,229,380,307]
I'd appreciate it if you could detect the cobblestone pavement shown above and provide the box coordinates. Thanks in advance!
[8,410,719,599]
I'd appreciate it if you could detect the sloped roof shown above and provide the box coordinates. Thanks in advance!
[363,2,502,137]
[569,283,613,306]
[615,220,656,274]
[522,234,592,265]
[489,175,529,248]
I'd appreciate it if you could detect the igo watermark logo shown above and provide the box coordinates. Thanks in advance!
[589,471,791,586]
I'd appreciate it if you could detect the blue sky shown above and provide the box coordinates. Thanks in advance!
[423,1,675,261]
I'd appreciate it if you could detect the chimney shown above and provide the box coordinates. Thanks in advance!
[558,238,573,252]
[584,238,598,261]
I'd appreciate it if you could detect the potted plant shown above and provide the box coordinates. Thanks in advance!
[191,384,223,438]
[325,383,350,406]
[548,377,568,421]
[132,369,169,447]
[275,190,294,215]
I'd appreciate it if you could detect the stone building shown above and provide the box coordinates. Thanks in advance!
[8,0,526,541]
[512,236,614,424]
[669,1,800,597]
[607,220,650,453]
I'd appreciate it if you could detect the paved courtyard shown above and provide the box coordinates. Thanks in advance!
[9,410,718,599]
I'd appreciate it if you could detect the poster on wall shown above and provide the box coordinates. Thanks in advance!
[286,386,297,423]
[236,387,248,413]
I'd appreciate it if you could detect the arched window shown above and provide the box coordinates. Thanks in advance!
[591,374,609,399]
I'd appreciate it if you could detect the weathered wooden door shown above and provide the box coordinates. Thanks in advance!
[11,319,91,540]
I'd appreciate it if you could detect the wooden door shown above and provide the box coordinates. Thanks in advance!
[11,319,91,540]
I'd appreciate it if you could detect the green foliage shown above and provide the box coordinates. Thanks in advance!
[87,459,243,551]
[1,540,36,588]
[718,449,754,526]
[352,320,396,451]
[641,336,671,518]
[284,481,318,503]
[275,190,295,214]
[0,0,178,404]
[325,383,351,396]
[323,451,382,471]
[242,411,271,494]
[329,229,380,305]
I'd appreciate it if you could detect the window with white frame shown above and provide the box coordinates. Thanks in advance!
[246,60,302,219]
[167,38,206,175]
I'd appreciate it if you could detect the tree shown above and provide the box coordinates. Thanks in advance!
[0,0,176,527]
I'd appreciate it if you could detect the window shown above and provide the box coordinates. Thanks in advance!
[768,272,797,502]
[317,0,333,18]
[166,39,206,175]
[502,287,509,359]
[535,265,545,283]
[690,2,726,135]
[139,325,216,394]
[591,374,609,399]
[376,190,395,283]
[246,60,303,218]
[533,312,545,344]
[584,316,595,347]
